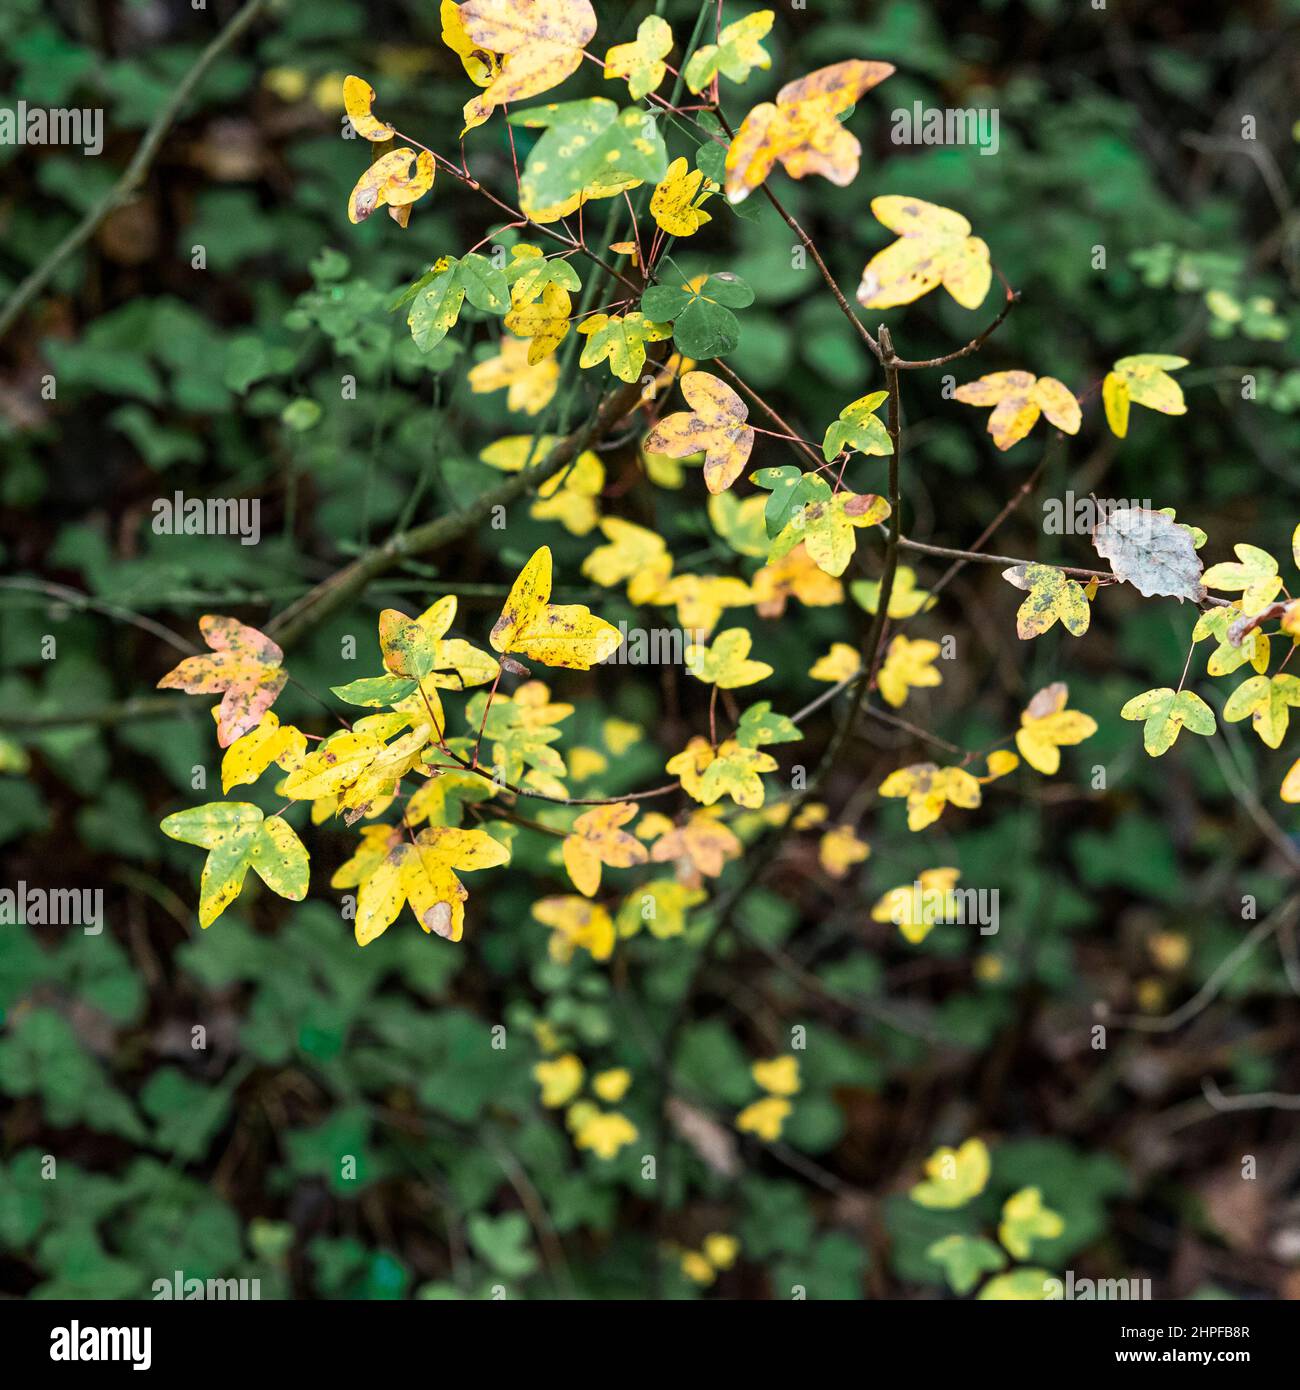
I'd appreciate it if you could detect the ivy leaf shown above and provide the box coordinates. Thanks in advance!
[857,196,991,311]
[160,803,309,928]
[1222,673,1300,748]
[603,14,673,101]
[157,615,288,748]
[683,10,774,93]
[1120,687,1216,756]
[644,370,754,492]
[954,370,1080,450]
[1091,506,1205,602]
[511,98,668,220]
[1001,563,1091,640]
[821,390,890,461]
[927,1235,1007,1296]
[577,311,671,382]
[1101,354,1188,438]
[725,59,894,203]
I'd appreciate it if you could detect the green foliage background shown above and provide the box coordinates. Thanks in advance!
[1,0,1298,1299]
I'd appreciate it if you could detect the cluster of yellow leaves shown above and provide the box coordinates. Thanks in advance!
[879,762,981,832]
[954,370,1080,451]
[467,335,558,415]
[725,60,895,204]
[679,1233,740,1287]
[736,1054,800,1142]
[857,197,990,311]
[481,436,604,535]
[342,76,436,227]
[877,635,942,709]
[1014,682,1097,774]
[533,1052,638,1159]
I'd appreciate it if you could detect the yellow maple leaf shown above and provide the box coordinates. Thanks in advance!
[532,895,616,962]
[818,824,870,879]
[879,762,981,832]
[573,1108,638,1159]
[809,642,861,683]
[735,1095,790,1142]
[725,59,895,203]
[581,517,668,589]
[592,1067,631,1103]
[954,370,1080,450]
[752,1055,800,1097]
[684,627,772,689]
[534,1052,584,1107]
[1015,682,1097,774]
[504,279,572,363]
[561,801,648,896]
[347,147,434,224]
[643,370,754,494]
[456,0,596,129]
[354,825,510,945]
[490,545,622,669]
[650,156,715,236]
[877,635,943,709]
[467,334,559,415]
[649,809,742,887]
[1281,758,1300,803]
[857,196,991,311]
[911,1137,990,1209]
[751,543,844,617]
[604,15,673,100]
[1101,354,1188,438]
[1001,563,1091,640]
[661,573,753,635]
[220,712,307,794]
[872,867,962,944]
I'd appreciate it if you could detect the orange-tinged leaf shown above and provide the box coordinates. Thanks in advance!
[1014,682,1097,775]
[643,370,753,494]
[560,801,648,897]
[954,370,1080,450]
[458,0,597,127]
[158,615,288,748]
[724,60,895,203]
[348,147,434,224]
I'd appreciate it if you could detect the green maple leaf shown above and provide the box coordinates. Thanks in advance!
[1120,686,1216,756]
[511,98,668,214]
[577,311,671,382]
[822,390,891,462]
[160,802,309,927]
[1223,673,1300,748]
